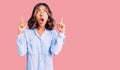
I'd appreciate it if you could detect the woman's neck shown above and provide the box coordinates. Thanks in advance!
[37,26,45,31]
[37,26,45,36]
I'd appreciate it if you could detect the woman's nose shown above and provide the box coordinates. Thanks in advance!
[40,13,43,17]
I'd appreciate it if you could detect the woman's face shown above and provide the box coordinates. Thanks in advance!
[34,5,49,27]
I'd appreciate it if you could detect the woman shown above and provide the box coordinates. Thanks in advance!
[17,3,65,70]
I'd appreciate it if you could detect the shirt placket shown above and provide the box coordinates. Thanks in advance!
[38,37,44,70]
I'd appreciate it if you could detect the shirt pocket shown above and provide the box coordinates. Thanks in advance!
[28,41,38,55]
[42,42,51,56]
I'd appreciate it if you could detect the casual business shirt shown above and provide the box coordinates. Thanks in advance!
[17,28,65,70]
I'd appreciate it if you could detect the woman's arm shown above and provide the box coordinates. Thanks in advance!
[17,17,28,56]
[50,30,66,55]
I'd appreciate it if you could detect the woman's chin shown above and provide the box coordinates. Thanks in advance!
[39,23,46,27]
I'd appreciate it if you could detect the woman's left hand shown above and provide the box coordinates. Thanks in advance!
[57,17,65,34]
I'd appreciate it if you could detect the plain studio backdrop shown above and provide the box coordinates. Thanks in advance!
[0,0,120,70]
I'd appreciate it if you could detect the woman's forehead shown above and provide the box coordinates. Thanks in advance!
[36,5,48,10]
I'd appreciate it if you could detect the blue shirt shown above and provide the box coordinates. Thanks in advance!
[17,28,65,70]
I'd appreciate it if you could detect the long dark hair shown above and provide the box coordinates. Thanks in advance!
[28,3,54,30]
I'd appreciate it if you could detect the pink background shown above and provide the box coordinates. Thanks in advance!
[0,0,120,70]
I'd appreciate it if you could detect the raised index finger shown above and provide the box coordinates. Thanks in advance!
[21,17,24,24]
[60,17,63,24]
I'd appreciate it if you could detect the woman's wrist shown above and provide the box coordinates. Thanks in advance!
[17,31,23,35]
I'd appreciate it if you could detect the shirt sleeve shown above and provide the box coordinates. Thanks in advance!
[16,31,28,56]
[50,30,66,55]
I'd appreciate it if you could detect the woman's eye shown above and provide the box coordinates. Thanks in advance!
[36,10,40,14]
[43,10,47,13]
[36,9,48,14]
[36,10,38,13]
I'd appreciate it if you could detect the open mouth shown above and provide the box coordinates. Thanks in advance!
[41,18,44,21]
[40,18,44,23]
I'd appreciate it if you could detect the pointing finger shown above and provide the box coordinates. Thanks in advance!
[60,17,63,24]
[21,17,24,24]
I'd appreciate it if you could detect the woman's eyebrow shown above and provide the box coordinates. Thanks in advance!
[36,8,40,11]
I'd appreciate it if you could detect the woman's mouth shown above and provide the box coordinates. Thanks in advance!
[39,18,44,24]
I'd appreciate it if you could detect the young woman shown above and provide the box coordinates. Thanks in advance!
[17,3,65,70]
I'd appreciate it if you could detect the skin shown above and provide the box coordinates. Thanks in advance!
[18,5,65,36]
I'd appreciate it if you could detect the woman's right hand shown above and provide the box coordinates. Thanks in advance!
[18,17,27,35]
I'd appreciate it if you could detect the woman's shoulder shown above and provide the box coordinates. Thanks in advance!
[45,29,58,39]
[24,28,35,34]
[46,30,58,38]
[46,29,57,34]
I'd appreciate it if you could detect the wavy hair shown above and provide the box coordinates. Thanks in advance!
[28,3,54,30]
